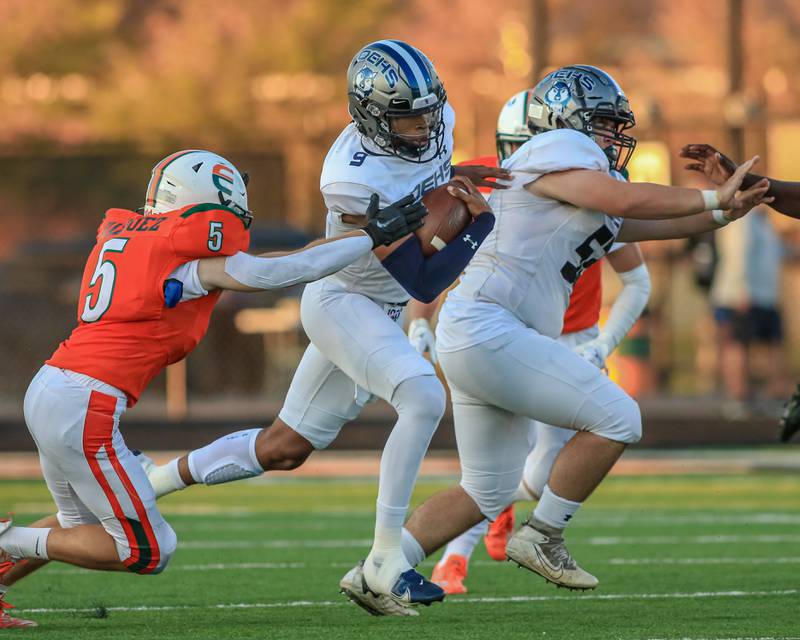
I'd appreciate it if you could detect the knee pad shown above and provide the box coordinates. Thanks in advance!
[392,375,446,426]
[590,396,642,444]
[188,428,264,485]
[124,521,178,575]
[617,398,642,444]
[460,467,522,521]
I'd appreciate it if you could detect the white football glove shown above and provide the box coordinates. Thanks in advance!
[573,338,611,370]
[408,318,438,365]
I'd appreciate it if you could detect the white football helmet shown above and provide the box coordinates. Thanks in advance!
[143,150,251,227]
[496,89,534,161]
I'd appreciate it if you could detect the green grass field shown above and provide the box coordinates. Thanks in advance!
[3,472,800,639]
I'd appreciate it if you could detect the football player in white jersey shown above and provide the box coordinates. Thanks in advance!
[337,64,772,613]
[427,90,652,595]
[139,40,507,613]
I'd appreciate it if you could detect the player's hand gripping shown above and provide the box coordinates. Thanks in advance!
[447,176,494,219]
[362,193,428,247]
[452,164,512,190]
[680,144,738,185]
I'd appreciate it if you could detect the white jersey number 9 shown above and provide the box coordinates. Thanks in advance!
[80,237,129,323]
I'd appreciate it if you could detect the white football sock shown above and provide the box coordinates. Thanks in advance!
[148,458,186,499]
[0,527,50,560]
[441,520,487,563]
[369,376,444,562]
[187,428,263,485]
[532,484,581,531]
[401,527,425,567]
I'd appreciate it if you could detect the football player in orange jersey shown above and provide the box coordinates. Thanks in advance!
[402,90,651,595]
[0,149,426,628]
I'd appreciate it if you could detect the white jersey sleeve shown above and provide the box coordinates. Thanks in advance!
[322,182,376,225]
[504,129,610,189]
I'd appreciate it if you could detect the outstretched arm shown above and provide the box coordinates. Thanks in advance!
[197,194,427,293]
[681,143,800,219]
[530,156,762,220]
[198,231,374,292]
[616,178,772,242]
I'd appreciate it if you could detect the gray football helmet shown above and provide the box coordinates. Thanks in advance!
[347,40,447,163]
[527,65,636,171]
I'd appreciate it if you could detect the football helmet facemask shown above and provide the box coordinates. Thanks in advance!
[527,65,636,171]
[143,150,252,228]
[347,40,447,163]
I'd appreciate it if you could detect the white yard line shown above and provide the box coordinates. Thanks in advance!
[40,555,800,575]
[645,637,800,640]
[172,533,800,550]
[22,587,800,614]
[178,539,373,549]
[608,557,800,565]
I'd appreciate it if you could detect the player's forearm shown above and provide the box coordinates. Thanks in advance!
[600,264,650,352]
[616,210,725,242]
[754,177,800,219]
[607,182,709,219]
[254,231,370,259]
[200,234,373,291]
[533,172,710,220]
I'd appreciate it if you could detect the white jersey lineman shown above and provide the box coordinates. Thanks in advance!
[435,128,642,520]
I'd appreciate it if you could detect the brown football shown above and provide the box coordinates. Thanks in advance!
[416,182,471,257]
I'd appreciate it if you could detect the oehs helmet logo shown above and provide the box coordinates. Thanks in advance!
[354,67,376,99]
[544,81,571,114]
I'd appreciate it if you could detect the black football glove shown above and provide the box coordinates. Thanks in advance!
[362,193,428,248]
[779,384,800,443]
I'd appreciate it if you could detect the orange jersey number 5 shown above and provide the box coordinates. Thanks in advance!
[81,238,129,323]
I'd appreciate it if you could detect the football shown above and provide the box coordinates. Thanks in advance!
[416,182,471,257]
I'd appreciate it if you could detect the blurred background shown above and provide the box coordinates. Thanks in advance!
[1,0,799,450]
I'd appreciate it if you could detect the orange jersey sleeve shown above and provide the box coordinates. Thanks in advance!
[170,204,250,259]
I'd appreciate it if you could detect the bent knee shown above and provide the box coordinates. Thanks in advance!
[394,375,446,424]
[126,521,177,575]
[257,421,314,471]
[591,396,642,444]
[460,472,520,521]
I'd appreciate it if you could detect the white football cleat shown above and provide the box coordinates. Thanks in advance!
[339,561,419,616]
[506,519,598,590]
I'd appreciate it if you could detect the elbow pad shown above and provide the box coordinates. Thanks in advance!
[223,235,372,290]
[381,212,495,303]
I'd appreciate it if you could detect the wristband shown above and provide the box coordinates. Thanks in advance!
[711,209,729,227]
[701,190,721,210]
